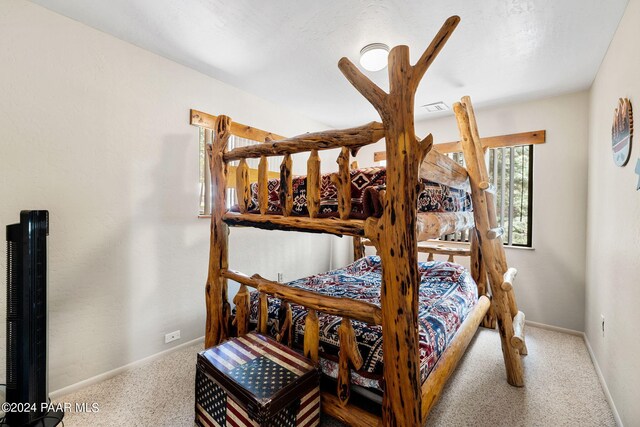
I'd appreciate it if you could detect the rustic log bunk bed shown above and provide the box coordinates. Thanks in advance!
[192,16,527,426]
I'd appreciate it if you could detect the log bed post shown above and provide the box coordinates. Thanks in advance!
[205,115,232,347]
[338,15,460,426]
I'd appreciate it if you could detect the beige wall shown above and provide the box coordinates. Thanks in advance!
[586,0,640,424]
[0,1,334,393]
[357,91,590,331]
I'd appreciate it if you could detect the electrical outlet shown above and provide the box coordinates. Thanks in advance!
[165,330,181,344]
[277,272,284,282]
[601,315,605,337]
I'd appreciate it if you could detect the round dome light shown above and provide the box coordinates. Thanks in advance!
[359,43,389,72]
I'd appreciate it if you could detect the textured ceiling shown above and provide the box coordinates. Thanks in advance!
[30,0,629,128]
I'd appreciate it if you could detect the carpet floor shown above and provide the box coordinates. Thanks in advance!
[58,326,615,426]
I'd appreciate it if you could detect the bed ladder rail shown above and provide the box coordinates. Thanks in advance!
[502,268,528,355]
[453,96,527,387]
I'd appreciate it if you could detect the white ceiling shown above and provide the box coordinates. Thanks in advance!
[30,0,628,128]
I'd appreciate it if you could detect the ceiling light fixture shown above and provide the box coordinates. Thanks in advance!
[359,43,389,72]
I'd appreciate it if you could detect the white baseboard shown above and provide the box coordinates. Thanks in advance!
[50,336,204,400]
[525,320,583,336]
[583,334,623,427]
[525,320,622,425]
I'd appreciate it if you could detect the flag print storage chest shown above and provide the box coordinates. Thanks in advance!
[195,333,321,427]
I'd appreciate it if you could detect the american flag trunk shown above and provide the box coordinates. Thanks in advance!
[196,333,321,427]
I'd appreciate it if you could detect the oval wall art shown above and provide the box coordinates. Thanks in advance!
[612,98,633,167]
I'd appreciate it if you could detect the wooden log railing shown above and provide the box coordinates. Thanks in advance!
[258,293,268,334]
[306,150,321,218]
[332,147,352,220]
[416,211,475,241]
[235,159,251,213]
[218,116,470,234]
[375,147,470,190]
[222,122,385,161]
[209,113,472,249]
[304,309,320,362]
[232,284,250,336]
[190,109,286,142]
[222,268,376,409]
[223,212,366,237]
[222,270,382,325]
[279,154,293,216]
[276,301,293,345]
[420,147,469,190]
[257,156,269,215]
[361,238,476,269]
[337,318,364,406]
[219,122,387,227]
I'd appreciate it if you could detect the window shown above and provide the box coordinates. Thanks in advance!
[488,145,533,247]
[445,145,533,247]
[199,128,280,215]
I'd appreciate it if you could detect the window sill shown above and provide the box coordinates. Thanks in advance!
[504,245,535,251]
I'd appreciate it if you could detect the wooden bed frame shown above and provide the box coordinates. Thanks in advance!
[191,16,527,426]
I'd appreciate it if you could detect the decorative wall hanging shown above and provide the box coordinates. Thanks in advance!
[612,98,633,167]
[635,159,640,191]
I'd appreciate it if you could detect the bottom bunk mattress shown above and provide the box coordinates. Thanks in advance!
[246,256,478,390]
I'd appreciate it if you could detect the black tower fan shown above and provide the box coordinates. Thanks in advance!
[5,211,63,426]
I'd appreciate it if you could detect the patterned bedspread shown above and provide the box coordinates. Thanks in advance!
[236,166,471,219]
[246,256,478,390]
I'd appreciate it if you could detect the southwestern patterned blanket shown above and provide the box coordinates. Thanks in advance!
[234,166,471,219]
[246,256,478,390]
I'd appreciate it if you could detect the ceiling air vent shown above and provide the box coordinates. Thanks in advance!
[422,102,449,112]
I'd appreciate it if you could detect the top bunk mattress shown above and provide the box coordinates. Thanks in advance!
[246,255,478,390]
[233,166,471,219]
